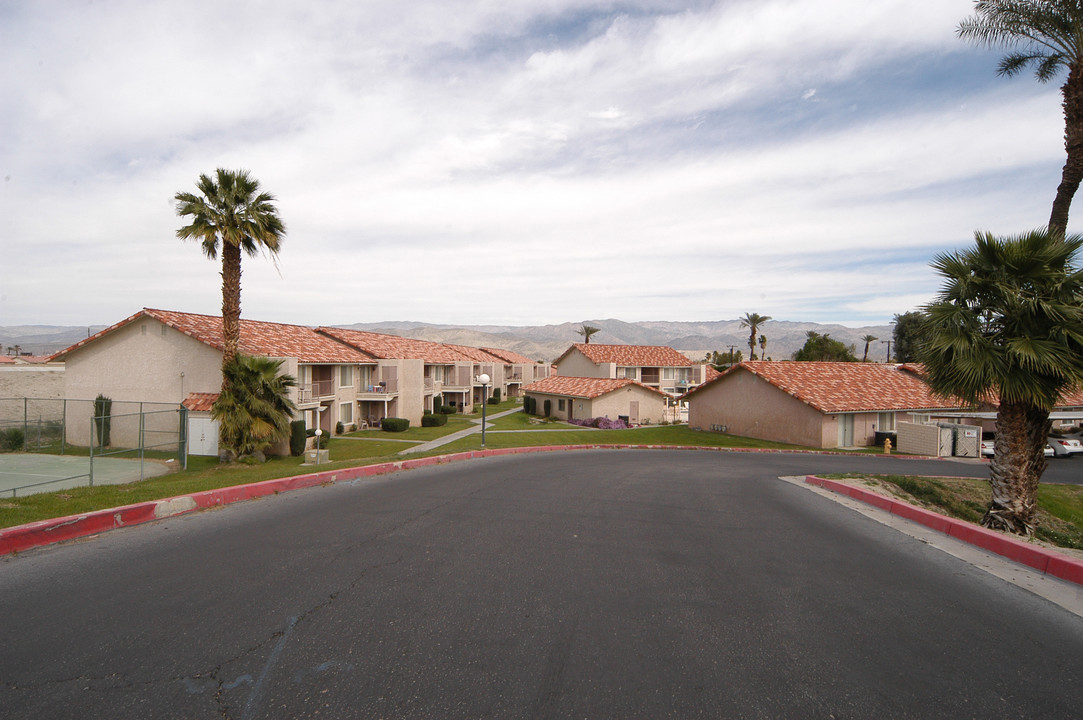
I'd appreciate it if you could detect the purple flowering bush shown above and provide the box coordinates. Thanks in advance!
[569,416,629,430]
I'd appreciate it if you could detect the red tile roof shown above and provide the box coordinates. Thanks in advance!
[318,327,527,365]
[50,309,376,364]
[182,392,219,412]
[524,375,667,399]
[482,347,537,365]
[686,361,970,413]
[559,343,698,367]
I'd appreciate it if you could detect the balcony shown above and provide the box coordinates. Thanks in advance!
[298,380,334,404]
[358,378,398,396]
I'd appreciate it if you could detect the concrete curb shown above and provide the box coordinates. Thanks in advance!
[805,475,1083,587]
[0,444,958,556]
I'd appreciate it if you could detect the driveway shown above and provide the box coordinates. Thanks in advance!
[1,450,1080,719]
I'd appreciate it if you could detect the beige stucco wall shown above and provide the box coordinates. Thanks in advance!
[64,318,223,404]
[555,350,615,378]
[688,370,829,447]
[588,386,666,424]
[527,385,666,424]
[0,365,65,399]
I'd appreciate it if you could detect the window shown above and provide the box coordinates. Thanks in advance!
[877,412,896,432]
[358,366,372,390]
[558,399,565,411]
[340,402,353,424]
[663,368,675,380]
[340,365,354,388]
[619,367,637,379]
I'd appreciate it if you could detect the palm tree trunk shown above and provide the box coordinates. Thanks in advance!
[984,400,1050,535]
[1049,69,1083,237]
[221,241,243,369]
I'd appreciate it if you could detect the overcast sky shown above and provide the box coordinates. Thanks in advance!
[0,0,1071,329]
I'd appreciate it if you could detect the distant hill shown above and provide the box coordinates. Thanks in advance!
[3,318,895,363]
[331,318,896,363]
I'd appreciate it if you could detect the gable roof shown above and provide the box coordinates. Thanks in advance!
[557,343,697,368]
[685,361,969,413]
[317,327,529,365]
[482,347,536,365]
[50,309,376,365]
[524,375,667,400]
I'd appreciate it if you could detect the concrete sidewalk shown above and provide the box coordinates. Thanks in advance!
[398,407,523,455]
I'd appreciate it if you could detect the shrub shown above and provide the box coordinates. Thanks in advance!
[289,420,307,456]
[381,417,410,432]
[422,413,447,427]
[524,396,536,415]
[93,394,112,448]
[336,421,344,435]
[306,427,331,447]
[0,427,25,453]
[493,388,501,402]
[439,404,457,415]
[569,417,629,430]
[543,399,552,417]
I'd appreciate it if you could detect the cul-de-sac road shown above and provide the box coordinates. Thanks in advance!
[2,450,1081,719]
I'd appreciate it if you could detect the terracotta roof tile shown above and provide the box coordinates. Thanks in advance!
[318,327,523,365]
[182,392,219,412]
[50,309,375,364]
[482,347,537,364]
[562,343,697,367]
[687,361,970,413]
[524,375,667,399]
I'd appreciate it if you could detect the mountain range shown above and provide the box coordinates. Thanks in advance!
[1,318,896,363]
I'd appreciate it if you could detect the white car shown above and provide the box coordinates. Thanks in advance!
[1047,436,1083,457]
[981,438,1054,457]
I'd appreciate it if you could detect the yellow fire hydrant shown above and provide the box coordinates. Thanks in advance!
[884,438,892,455]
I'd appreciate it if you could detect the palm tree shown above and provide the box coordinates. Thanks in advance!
[740,312,771,360]
[861,334,878,362]
[958,1,1083,236]
[920,229,1083,535]
[576,323,601,344]
[212,354,297,459]
[175,169,286,368]
[758,335,768,361]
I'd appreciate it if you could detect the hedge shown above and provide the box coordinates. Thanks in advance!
[381,417,410,432]
[421,413,448,427]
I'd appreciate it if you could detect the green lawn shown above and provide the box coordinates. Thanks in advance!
[824,473,1083,551]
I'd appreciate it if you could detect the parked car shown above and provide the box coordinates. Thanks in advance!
[1047,435,1083,457]
[981,435,1055,457]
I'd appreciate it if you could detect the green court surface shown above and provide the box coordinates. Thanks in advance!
[0,454,175,497]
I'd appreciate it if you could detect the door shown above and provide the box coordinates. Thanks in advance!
[187,416,219,457]
[838,415,854,447]
[629,401,640,425]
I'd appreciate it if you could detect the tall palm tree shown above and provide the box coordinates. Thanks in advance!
[958,1,1083,236]
[212,354,297,459]
[576,323,601,344]
[740,312,771,360]
[861,334,878,362]
[175,169,286,368]
[920,229,1083,535]
[758,335,768,361]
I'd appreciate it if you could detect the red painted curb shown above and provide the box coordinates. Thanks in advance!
[0,444,964,556]
[805,475,1083,587]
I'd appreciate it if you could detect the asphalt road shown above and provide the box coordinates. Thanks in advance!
[2,450,1081,719]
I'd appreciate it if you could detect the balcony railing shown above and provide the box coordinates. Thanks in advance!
[298,380,334,403]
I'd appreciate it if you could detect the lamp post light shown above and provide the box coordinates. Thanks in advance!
[314,406,327,463]
[478,373,490,447]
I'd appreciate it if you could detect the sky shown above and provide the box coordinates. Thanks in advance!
[0,0,1072,329]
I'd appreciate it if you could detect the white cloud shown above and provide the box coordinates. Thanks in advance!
[0,0,1069,328]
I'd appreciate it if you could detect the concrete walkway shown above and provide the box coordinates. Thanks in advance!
[398,407,523,455]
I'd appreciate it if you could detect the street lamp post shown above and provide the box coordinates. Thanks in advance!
[478,373,490,447]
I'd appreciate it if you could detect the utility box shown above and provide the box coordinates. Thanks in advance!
[304,449,329,465]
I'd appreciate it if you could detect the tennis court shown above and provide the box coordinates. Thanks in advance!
[0,454,174,497]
